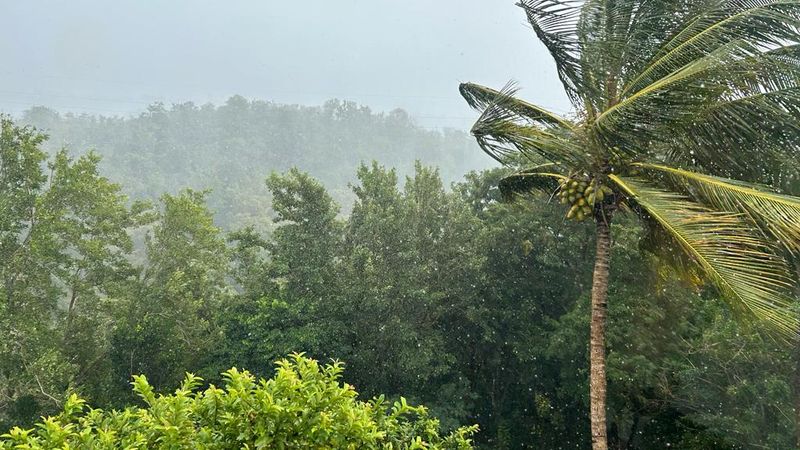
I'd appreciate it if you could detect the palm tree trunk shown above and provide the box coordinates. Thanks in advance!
[590,213,612,450]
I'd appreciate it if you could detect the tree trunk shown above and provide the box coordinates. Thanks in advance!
[590,213,612,450]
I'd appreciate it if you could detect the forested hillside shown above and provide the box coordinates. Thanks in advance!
[20,97,487,229]
[2,117,797,448]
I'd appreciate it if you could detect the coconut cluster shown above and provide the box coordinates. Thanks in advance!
[557,177,614,221]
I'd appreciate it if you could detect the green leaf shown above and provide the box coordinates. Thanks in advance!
[637,163,800,255]
[498,165,567,201]
[611,175,799,338]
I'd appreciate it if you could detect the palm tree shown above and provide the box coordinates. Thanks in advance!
[459,1,800,448]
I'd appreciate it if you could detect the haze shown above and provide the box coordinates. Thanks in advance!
[0,0,569,129]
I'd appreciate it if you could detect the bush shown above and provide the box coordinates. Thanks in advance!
[0,354,477,449]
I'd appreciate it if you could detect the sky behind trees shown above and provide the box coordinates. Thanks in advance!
[0,0,569,129]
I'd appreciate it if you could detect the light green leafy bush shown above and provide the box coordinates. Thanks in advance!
[0,354,477,449]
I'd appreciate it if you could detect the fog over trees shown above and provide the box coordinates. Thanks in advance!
[21,98,489,229]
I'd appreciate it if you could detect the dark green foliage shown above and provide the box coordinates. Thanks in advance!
[266,169,342,302]
[109,190,230,402]
[1,116,797,448]
[0,116,148,430]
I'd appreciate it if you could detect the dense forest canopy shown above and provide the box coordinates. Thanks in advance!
[1,115,797,448]
[20,97,488,229]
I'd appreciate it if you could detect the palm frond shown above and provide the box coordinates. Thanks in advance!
[517,0,586,103]
[461,83,586,166]
[592,2,800,151]
[660,45,800,172]
[619,0,800,99]
[498,164,568,201]
[599,47,800,152]
[516,1,738,111]
[636,163,800,256]
[665,92,800,177]
[459,82,573,129]
[617,1,719,83]
[471,119,586,166]
[610,175,799,337]
[576,0,654,110]
[595,40,748,140]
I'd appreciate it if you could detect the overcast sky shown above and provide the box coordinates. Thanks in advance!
[0,0,570,129]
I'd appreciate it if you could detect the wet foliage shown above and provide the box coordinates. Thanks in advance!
[1,117,798,448]
[1,354,477,449]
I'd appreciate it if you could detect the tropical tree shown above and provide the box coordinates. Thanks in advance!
[459,1,800,449]
[109,190,229,401]
[0,117,149,426]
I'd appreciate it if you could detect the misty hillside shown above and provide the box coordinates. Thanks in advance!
[21,96,489,228]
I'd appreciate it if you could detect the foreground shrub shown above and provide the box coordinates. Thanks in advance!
[1,354,477,449]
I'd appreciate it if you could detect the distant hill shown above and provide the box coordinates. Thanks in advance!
[21,96,490,229]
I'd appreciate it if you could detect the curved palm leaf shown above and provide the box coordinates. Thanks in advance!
[470,118,585,166]
[596,40,766,142]
[498,164,567,201]
[574,0,649,111]
[610,175,798,337]
[459,82,573,129]
[619,0,800,99]
[636,163,800,255]
[461,84,586,166]
[596,6,800,150]
[655,45,800,172]
[517,0,585,103]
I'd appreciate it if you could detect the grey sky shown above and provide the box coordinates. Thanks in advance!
[0,0,570,129]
